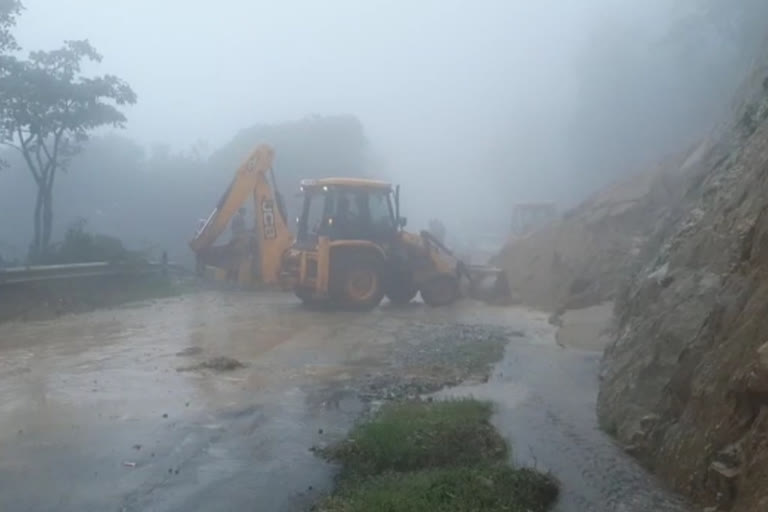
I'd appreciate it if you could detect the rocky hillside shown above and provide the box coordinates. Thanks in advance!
[493,159,682,313]
[598,77,768,511]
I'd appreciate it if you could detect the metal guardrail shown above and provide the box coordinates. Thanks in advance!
[0,261,177,285]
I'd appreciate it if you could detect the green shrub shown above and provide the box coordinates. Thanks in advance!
[43,219,145,264]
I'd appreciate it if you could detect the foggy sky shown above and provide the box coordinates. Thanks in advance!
[8,0,757,239]
[16,0,592,149]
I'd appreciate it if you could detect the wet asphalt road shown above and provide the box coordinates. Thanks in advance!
[0,291,690,512]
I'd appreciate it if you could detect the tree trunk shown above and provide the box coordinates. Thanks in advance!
[29,188,44,262]
[41,187,53,257]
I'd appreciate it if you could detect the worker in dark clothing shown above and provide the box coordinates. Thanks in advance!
[335,193,366,239]
[231,208,247,240]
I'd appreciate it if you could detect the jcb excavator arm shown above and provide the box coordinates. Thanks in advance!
[189,144,293,284]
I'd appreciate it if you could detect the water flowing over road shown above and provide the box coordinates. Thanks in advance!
[0,291,690,511]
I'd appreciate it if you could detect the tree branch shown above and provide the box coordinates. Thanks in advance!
[16,125,42,184]
[51,126,65,169]
[17,126,34,148]
[47,156,57,194]
[40,135,53,169]
[44,128,66,193]
[33,137,48,185]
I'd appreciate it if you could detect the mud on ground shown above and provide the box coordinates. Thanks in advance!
[0,292,689,512]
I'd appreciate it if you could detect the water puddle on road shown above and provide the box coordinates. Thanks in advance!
[0,292,692,512]
[436,342,692,512]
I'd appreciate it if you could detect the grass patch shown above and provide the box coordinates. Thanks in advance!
[324,399,507,478]
[449,337,507,377]
[317,399,558,511]
[318,466,558,512]
[115,276,183,303]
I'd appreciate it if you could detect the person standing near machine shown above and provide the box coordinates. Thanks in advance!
[231,208,247,240]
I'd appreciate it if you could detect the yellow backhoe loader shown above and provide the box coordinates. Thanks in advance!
[190,144,509,310]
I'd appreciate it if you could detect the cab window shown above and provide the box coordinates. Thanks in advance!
[297,190,330,244]
[368,191,395,235]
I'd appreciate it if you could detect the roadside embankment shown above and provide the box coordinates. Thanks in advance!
[598,74,768,511]
[0,273,182,324]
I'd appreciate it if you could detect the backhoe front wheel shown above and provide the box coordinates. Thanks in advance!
[333,255,385,311]
[420,274,459,307]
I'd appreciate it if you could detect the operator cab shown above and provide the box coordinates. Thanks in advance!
[296,178,402,246]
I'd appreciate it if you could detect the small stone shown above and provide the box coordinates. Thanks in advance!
[639,413,660,430]
[133,444,142,451]
[318,428,323,435]
[758,342,768,371]
[710,461,740,479]
[162,413,168,419]
[622,443,639,455]
[174,469,179,475]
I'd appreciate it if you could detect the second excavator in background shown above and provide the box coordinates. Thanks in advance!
[190,144,509,310]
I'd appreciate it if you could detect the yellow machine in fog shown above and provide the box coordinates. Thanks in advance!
[190,145,508,310]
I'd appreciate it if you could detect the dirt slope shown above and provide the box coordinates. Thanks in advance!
[598,79,768,511]
[493,160,682,313]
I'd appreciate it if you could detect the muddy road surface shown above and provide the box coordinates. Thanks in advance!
[0,291,689,512]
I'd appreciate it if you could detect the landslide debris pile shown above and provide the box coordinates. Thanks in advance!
[493,162,682,312]
[597,76,768,512]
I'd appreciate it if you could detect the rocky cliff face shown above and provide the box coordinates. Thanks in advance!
[598,81,768,511]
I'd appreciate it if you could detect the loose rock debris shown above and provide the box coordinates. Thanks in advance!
[308,323,516,408]
[176,356,246,373]
[175,346,203,357]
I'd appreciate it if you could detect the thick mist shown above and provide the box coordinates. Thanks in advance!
[2,0,767,262]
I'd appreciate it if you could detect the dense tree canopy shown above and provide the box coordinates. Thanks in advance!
[209,115,370,219]
[0,0,20,54]
[0,115,371,264]
[0,6,136,260]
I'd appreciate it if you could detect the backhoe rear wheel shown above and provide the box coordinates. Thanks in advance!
[420,274,459,307]
[333,254,385,311]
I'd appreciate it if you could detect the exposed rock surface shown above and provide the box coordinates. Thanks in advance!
[598,77,768,511]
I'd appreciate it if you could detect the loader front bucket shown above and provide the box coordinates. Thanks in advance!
[464,264,512,304]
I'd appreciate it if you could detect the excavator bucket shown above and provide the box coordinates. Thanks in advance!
[418,230,512,305]
[463,264,512,304]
